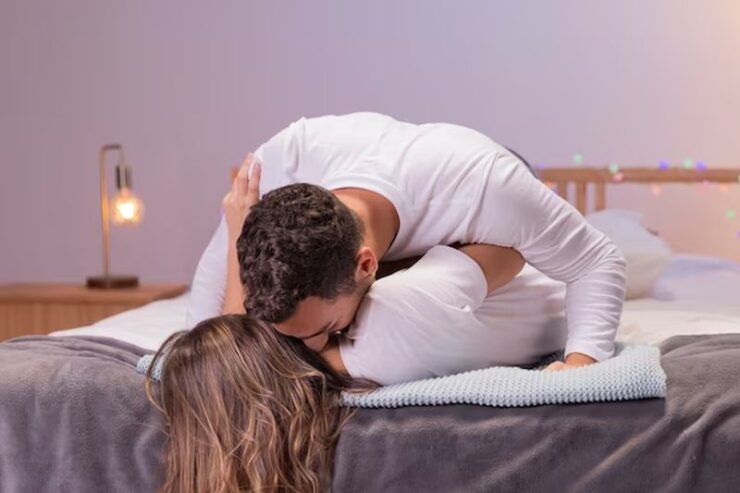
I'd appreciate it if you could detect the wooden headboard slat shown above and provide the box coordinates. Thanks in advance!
[539,167,739,214]
[595,182,606,211]
[539,167,739,183]
[575,182,587,212]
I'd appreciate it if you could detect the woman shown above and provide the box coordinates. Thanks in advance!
[144,314,373,493]
[145,236,569,491]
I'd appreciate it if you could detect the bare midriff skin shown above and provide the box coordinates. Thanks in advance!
[222,154,597,373]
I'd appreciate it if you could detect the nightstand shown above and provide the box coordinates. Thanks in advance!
[0,283,188,341]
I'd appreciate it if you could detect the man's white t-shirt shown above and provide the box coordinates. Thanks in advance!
[186,112,626,362]
[339,245,567,385]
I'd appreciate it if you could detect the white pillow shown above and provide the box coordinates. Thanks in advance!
[586,209,672,300]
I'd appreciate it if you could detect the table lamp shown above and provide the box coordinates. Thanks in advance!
[86,143,144,288]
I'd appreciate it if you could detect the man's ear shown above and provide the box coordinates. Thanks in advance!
[354,246,378,282]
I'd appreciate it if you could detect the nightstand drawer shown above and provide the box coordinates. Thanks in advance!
[0,283,188,341]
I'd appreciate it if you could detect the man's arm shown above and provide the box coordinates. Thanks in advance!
[473,154,627,365]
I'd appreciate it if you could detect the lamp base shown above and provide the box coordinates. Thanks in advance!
[86,275,139,289]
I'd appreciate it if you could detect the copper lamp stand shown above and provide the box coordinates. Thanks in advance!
[86,143,141,289]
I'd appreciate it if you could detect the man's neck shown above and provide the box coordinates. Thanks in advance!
[332,188,400,259]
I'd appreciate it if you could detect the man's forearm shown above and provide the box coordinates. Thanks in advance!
[223,242,247,315]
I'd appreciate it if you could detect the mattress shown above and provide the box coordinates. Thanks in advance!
[49,254,740,351]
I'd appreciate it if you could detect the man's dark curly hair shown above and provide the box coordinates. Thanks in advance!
[236,183,364,323]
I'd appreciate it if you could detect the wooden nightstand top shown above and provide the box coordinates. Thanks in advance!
[0,283,189,304]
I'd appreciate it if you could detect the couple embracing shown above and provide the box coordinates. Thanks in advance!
[145,112,626,492]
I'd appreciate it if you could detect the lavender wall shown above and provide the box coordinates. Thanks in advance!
[1,1,738,284]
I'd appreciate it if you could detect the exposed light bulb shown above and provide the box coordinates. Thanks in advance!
[111,187,144,225]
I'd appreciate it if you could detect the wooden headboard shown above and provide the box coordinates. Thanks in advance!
[538,167,739,214]
[231,166,739,214]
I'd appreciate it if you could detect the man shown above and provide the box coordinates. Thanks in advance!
[187,112,626,370]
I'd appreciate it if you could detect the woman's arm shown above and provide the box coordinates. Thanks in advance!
[184,217,229,329]
[222,240,246,314]
[185,125,295,327]
[221,154,262,315]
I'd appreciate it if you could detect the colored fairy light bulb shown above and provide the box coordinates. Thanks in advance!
[608,163,620,174]
[696,161,707,171]
[572,153,584,165]
[727,209,737,220]
[682,158,693,169]
[612,172,624,182]
[658,161,670,170]
[650,184,662,196]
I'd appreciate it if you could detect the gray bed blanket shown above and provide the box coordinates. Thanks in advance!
[0,335,165,493]
[333,334,740,492]
[2,333,740,492]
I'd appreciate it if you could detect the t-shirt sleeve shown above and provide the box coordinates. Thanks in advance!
[389,245,488,313]
[185,216,228,329]
[473,154,627,362]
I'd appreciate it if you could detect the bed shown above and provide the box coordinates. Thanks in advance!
[3,166,740,492]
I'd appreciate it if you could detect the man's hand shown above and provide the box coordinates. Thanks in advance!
[223,153,262,243]
[543,352,598,372]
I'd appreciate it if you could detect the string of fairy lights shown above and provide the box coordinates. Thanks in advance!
[535,154,739,240]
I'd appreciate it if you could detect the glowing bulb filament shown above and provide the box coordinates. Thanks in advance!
[111,188,144,225]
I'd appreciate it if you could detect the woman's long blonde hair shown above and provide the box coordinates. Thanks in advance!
[144,314,371,493]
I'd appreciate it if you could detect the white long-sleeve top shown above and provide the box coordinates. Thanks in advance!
[186,112,626,361]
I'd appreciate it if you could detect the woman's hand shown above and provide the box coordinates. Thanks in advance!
[223,153,262,243]
[221,153,261,316]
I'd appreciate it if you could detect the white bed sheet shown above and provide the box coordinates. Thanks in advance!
[50,255,740,352]
[616,254,740,345]
[49,292,191,351]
